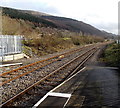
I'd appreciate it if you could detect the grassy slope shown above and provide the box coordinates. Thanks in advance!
[2,15,104,57]
[2,7,57,28]
[2,16,40,38]
[2,7,112,37]
[101,43,120,68]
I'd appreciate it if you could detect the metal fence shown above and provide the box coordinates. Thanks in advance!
[0,35,23,56]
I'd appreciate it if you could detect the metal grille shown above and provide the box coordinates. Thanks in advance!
[0,35,23,56]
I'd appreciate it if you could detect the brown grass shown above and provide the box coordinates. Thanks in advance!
[2,15,104,57]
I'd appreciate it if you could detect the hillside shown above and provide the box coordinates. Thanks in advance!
[1,7,115,37]
[20,9,116,38]
[1,7,107,57]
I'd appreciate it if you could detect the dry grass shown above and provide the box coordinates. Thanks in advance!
[2,15,104,57]
[2,16,39,38]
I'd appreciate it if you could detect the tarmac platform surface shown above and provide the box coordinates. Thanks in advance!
[33,47,120,107]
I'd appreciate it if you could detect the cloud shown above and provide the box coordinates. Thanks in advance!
[97,23,117,34]
[0,0,61,15]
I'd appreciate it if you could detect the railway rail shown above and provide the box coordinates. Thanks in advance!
[0,42,111,107]
[0,44,92,86]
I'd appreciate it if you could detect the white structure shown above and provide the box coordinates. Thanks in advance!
[116,40,120,44]
[0,35,23,62]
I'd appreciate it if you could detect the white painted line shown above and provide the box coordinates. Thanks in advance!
[33,92,71,108]
[33,93,49,107]
[33,67,86,108]
[0,63,22,67]
[48,92,71,98]
[51,67,86,92]
[63,95,71,108]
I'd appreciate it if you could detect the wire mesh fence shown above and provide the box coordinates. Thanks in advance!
[0,35,23,56]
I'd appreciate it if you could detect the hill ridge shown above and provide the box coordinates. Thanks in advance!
[1,6,115,38]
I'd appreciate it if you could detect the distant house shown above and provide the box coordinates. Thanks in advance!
[0,35,23,61]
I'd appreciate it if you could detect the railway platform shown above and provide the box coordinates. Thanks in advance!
[33,45,120,107]
[34,65,119,107]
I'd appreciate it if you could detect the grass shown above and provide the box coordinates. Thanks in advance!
[101,43,120,68]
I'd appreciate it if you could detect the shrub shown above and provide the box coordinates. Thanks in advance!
[102,43,120,67]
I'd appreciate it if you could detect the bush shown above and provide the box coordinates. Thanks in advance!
[102,43,120,67]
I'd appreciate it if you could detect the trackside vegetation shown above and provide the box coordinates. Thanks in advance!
[2,7,105,57]
[101,43,120,68]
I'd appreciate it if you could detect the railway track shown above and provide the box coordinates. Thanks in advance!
[0,44,95,105]
[1,45,99,107]
[0,63,22,73]
[1,42,111,107]
[0,44,92,86]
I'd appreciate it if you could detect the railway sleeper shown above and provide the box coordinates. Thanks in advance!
[35,87,50,94]
[41,81,57,86]
[49,78,63,82]
[26,89,46,96]
[9,73,19,75]
[0,46,100,107]
[2,75,12,78]
[37,87,52,92]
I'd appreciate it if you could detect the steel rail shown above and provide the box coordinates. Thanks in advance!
[0,56,64,86]
[0,47,96,107]
[0,46,93,86]
[0,45,90,77]
[66,48,99,78]
[0,45,93,86]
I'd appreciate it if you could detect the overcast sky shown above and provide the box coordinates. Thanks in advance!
[0,0,119,34]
